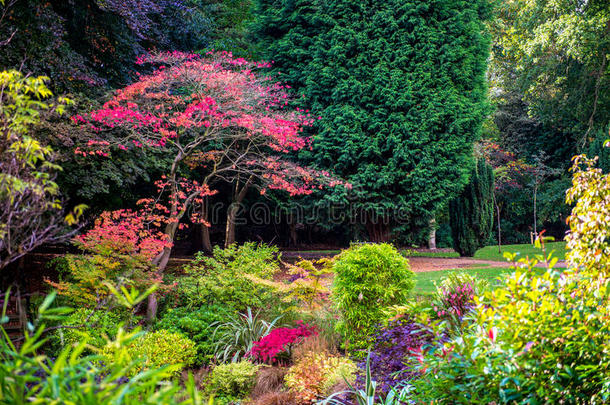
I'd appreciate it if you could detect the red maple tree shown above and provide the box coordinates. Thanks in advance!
[75,50,346,319]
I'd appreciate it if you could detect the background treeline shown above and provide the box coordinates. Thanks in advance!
[1,0,608,252]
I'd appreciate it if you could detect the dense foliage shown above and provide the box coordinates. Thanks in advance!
[566,153,610,274]
[409,154,610,403]
[49,307,123,352]
[101,329,197,377]
[205,360,260,403]
[450,158,494,256]
[253,0,492,240]
[332,243,415,352]
[74,52,344,321]
[0,291,203,404]
[0,0,215,93]
[3,1,610,403]
[360,318,434,396]
[155,304,228,364]
[172,243,283,311]
[0,71,78,270]
[491,0,609,153]
[285,352,357,403]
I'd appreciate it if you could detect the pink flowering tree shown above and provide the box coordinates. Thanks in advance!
[75,51,345,319]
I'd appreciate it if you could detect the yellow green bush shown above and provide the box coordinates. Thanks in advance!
[566,154,610,274]
[205,360,260,403]
[101,329,196,376]
[331,243,414,352]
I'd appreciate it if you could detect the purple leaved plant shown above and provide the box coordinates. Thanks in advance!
[357,318,435,395]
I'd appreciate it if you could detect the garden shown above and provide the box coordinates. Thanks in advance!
[1,0,609,403]
[3,159,610,403]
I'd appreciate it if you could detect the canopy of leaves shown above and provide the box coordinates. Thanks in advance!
[0,71,78,269]
[252,0,492,237]
[491,0,610,151]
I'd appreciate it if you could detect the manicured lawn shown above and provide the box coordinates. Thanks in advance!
[413,267,513,295]
[474,241,566,262]
[413,265,551,295]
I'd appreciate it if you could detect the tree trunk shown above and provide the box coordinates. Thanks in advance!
[533,184,538,240]
[494,193,502,254]
[200,198,212,254]
[224,177,252,248]
[582,45,607,148]
[147,221,179,323]
[289,223,298,247]
[287,211,298,247]
[428,218,437,250]
[364,213,391,242]
[225,203,239,248]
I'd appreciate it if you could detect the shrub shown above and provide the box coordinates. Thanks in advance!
[566,154,610,274]
[284,258,334,313]
[412,260,610,403]
[285,352,357,403]
[250,321,316,364]
[1,291,202,404]
[320,354,413,405]
[249,391,296,405]
[172,243,284,312]
[102,329,197,377]
[156,304,228,365]
[251,366,288,399]
[48,252,159,309]
[430,272,487,331]
[331,243,415,352]
[359,318,435,396]
[50,308,123,352]
[410,153,610,403]
[291,334,336,362]
[449,158,495,256]
[212,308,282,363]
[206,360,260,403]
[47,210,168,309]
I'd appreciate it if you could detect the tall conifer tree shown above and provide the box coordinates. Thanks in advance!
[253,0,492,241]
[450,158,495,256]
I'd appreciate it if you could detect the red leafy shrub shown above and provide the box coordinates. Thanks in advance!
[432,282,476,319]
[75,209,172,261]
[250,322,316,364]
[431,273,482,323]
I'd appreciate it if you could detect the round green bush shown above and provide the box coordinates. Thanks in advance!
[332,243,415,352]
[156,304,228,365]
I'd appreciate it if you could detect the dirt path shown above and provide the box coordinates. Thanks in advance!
[407,257,513,272]
[280,250,567,273]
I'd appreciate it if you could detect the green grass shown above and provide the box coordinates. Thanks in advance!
[474,241,566,262]
[413,265,550,295]
[413,267,513,295]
